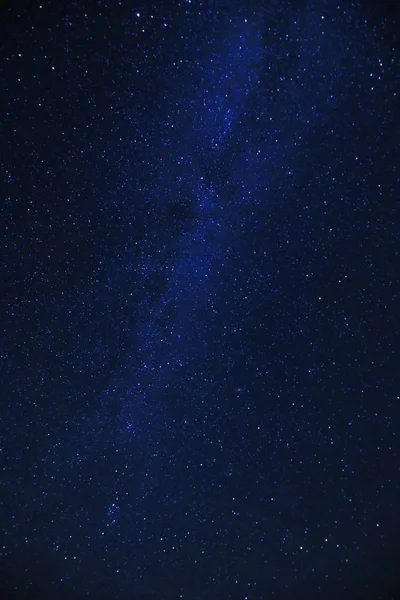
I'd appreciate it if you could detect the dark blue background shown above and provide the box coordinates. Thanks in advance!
[1,0,399,598]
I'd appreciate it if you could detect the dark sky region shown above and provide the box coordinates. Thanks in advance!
[0,0,399,599]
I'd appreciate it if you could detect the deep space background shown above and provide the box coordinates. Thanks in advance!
[1,0,399,598]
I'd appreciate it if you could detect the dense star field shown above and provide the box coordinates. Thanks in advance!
[1,0,399,598]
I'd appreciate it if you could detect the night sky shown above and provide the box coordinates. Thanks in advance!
[1,0,399,599]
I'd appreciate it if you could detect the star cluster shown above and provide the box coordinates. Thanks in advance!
[1,1,399,599]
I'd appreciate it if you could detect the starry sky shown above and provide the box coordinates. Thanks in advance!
[1,0,399,599]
